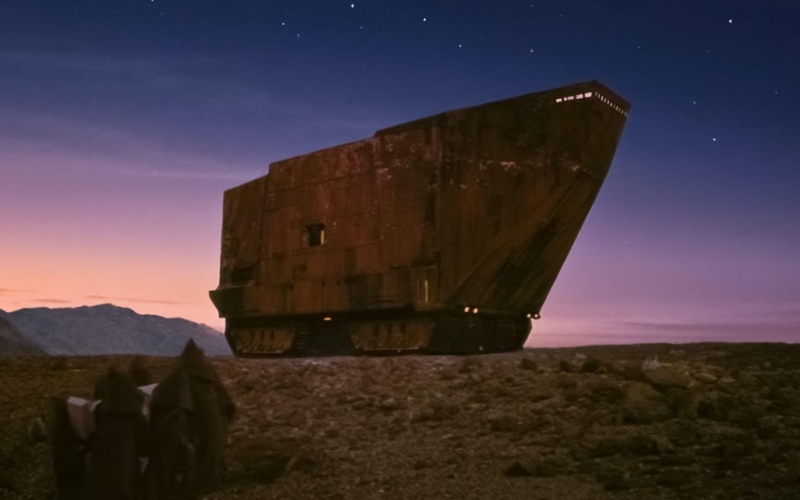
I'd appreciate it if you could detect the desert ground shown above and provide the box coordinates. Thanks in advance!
[2,343,800,499]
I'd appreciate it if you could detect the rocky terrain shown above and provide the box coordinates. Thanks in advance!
[0,304,230,356]
[2,342,800,499]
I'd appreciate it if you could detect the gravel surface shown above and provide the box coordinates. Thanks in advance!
[2,343,800,499]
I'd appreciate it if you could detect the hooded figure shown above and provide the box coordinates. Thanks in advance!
[84,368,146,500]
[128,356,154,387]
[49,396,88,500]
[144,340,235,499]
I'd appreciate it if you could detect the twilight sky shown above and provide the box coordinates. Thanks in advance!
[1,0,798,346]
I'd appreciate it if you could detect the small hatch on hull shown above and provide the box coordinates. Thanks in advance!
[306,223,326,247]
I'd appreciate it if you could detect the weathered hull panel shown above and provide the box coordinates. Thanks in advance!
[210,80,630,357]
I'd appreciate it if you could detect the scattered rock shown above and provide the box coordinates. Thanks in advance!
[530,387,556,402]
[596,467,631,491]
[668,422,699,447]
[643,365,692,390]
[717,377,738,394]
[580,357,602,373]
[286,455,319,474]
[557,374,577,389]
[626,435,659,455]
[654,436,675,454]
[377,398,404,412]
[698,391,738,421]
[623,383,673,424]
[411,401,460,423]
[621,364,647,382]
[657,469,690,487]
[502,454,557,478]
[727,406,764,429]
[588,379,626,404]
[3,344,800,499]
[695,372,717,384]
[412,459,429,470]
[586,438,625,458]
[487,413,519,433]
[674,382,707,419]
[503,461,533,477]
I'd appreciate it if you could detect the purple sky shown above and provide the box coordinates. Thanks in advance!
[1,1,798,345]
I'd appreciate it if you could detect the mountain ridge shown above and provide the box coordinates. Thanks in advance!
[0,313,46,355]
[0,303,230,356]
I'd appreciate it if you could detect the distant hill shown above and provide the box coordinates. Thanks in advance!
[0,304,231,356]
[0,314,46,356]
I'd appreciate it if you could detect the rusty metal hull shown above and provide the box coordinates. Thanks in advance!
[210,80,630,356]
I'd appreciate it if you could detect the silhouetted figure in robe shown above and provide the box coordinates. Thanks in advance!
[143,339,235,499]
[84,368,146,500]
[128,356,154,387]
[49,396,88,500]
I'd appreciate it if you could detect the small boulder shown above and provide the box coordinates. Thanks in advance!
[623,383,673,424]
[503,454,557,478]
[520,358,539,371]
[530,387,556,403]
[503,461,533,477]
[643,365,692,390]
[695,372,717,384]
